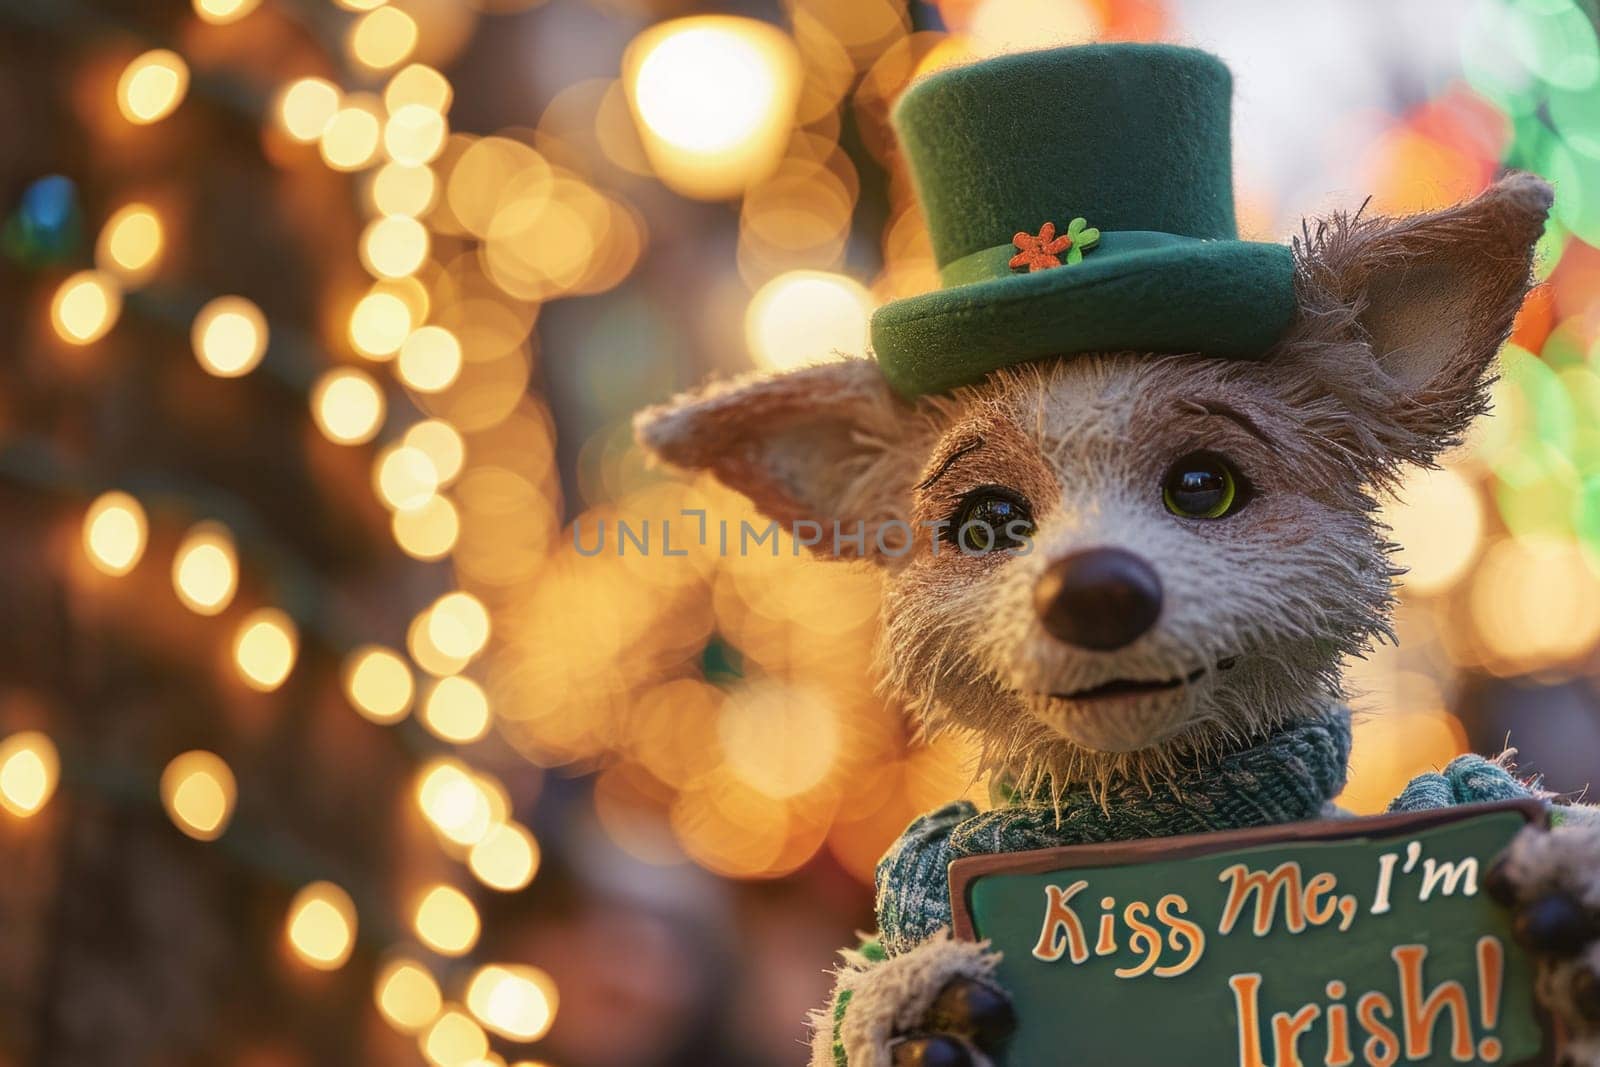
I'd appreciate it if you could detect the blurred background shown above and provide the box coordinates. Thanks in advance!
[0,0,1596,1063]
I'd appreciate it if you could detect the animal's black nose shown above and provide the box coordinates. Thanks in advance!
[1033,548,1163,651]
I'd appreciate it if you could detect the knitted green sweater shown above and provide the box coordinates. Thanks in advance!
[872,703,1555,958]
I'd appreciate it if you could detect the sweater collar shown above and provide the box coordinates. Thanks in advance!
[972,702,1353,847]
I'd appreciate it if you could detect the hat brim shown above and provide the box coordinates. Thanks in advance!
[870,239,1297,398]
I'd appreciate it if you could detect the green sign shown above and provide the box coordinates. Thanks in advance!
[950,801,1552,1067]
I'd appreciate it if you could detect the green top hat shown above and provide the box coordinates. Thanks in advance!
[870,44,1296,397]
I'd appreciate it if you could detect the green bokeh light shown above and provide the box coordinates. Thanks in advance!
[1541,134,1600,246]
[1548,81,1600,159]
[1533,214,1568,281]
[1510,0,1600,90]
[1558,364,1600,475]
[1461,0,1544,115]
[1573,473,1600,565]
[1541,318,1590,370]
[1501,343,1576,457]
[1495,447,1579,538]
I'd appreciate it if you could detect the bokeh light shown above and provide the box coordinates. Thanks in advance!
[965,0,1097,56]
[0,732,59,818]
[408,607,471,676]
[404,420,466,483]
[95,204,164,285]
[397,326,463,392]
[393,494,461,560]
[427,592,491,660]
[385,104,449,166]
[343,646,415,724]
[361,215,430,279]
[233,608,298,692]
[311,367,386,445]
[375,445,439,511]
[82,490,148,577]
[51,270,121,345]
[371,163,439,217]
[350,290,414,358]
[1470,536,1600,669]
[191,296,269,378]
[321,104,384,172]
[285,881,357,970]
[417,758,495,846]
[349,6,420,72]
[718,680,840,799]
[277,78,341,143]
[444,136,545,238]
[160,750,237,841]
[385,64,453,114]
[1384,466,1487,595]
[172,522,239,616]
[745,270,873,370]
[117,50,189,125]
[412,884,480,956]
[421,1008,488,1066]
[376,958,444,1034]
[625,17,802,199]
[467,821,539,891]
[193,0,261,25]
[465,964,557,1042]
[421,675,491,744]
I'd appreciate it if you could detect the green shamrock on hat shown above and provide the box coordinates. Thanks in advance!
[1062,216,1099,264]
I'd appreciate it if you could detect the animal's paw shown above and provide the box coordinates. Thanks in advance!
[818,930,1015,1067]
[1486,817,1600,1065]
[888,976,1016,1066]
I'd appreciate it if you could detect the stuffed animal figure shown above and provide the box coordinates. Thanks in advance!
[635,44,1600,1067]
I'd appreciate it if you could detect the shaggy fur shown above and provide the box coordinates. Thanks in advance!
[807,934,1001,1067]
[1496,820,1600,1067]
[637,359,927,560]
[880,355,1391,803]
[636,174,1600,1064]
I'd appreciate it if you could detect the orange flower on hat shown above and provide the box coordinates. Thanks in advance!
[1009,221,1072,272]
[1009,218,1101,272]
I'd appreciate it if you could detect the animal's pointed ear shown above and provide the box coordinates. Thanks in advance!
[634,358,930,562]
[1292,172,1553,471]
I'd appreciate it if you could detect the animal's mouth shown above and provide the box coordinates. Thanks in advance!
[1049,656,1238,703]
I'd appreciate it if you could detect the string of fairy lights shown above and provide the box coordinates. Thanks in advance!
[0,1,556,1063]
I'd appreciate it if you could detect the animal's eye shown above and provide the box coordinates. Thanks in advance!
[1162,452,1248,520]
[948,486,1034,554]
